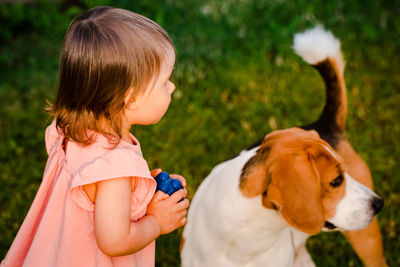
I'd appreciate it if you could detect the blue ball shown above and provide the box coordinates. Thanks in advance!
[155,172,170,183]
[155,172,184,199]
[167,185,175,196]
[157,181,172,194]
[171,179,183,192]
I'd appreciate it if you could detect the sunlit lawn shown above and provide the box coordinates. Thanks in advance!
[0,0,399,266]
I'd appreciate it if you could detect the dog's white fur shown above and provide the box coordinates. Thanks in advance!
[182,147,296,267]
[330,172,381,231]
[181,27,382,267]
[319,144,381,231]
[181,143,380,266]
[293,26,345,73]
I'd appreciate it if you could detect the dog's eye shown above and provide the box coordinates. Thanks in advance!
[330,175,344,188]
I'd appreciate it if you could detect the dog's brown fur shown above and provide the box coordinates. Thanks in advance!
[180,43,386,267]
[240,128,348,235]
[311,58,386,267]
[336,141,386,267]
[220,56,386,265]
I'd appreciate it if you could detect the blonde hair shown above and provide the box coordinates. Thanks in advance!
[50,6,175,145]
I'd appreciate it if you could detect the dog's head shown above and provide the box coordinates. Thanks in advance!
[239,128,383,235]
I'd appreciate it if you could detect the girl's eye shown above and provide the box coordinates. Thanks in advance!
[330,175,344,188]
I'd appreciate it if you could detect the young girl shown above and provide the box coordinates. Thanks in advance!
[1,6,189,267]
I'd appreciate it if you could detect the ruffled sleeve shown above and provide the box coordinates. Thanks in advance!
[69,145,156,212]
[45,120,63,156]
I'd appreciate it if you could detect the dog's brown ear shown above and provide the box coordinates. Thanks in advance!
[239,145,270,198]
[239,128,323,200]
[239,128,313,198]
[267,152,325,235]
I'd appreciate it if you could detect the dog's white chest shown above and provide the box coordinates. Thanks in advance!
[181,148,294,267]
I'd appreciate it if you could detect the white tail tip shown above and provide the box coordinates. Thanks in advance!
[293,26,343,69]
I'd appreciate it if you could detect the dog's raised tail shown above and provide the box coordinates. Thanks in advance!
[293,26,347,132]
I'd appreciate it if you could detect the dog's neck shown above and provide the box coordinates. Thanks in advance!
[227,147,289,229]
[182,146,297,266]
[230,184,292,237]
[215,148,295,263]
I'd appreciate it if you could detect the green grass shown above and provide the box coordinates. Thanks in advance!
[1,0,399,266]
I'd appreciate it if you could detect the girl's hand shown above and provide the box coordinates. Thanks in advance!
[169,173,187,188]
[150,168,187,188]
[147,189,190,235]
[150,168,163,177]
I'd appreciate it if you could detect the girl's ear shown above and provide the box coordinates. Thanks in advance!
[124,87,136,109]
[126,101,137,110]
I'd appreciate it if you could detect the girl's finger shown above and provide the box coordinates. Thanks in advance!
[180,217,187,226]
[177,198,190,210]
[168,189,186,203]
[182,188,188,198]
[151,169,163,177]
[152,190,169,202]
[179,209,188,218]
[170,174,186,187]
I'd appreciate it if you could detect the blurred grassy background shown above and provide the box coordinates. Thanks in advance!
[0,0,399,266]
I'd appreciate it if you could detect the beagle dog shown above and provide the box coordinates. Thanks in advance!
[181,27,386,266]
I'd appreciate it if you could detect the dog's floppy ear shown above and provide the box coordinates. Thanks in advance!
[239,128,315,198]
[267,152,325,235]
[239,145,270,198]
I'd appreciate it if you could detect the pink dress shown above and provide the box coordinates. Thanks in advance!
[1,120,157,267]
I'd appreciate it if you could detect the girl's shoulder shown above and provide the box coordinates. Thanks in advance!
[76,132,143,160]
[45,119,143,162]
[64,132,153,187]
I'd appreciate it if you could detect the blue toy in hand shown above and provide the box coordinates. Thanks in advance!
[155,172,184,196]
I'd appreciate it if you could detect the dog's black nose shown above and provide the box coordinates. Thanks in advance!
[371,197,384,215]
[324,221,337,230]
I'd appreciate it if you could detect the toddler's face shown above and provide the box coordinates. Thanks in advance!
[125,45,176,125]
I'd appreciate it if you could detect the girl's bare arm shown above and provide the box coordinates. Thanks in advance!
[94,177,188,257]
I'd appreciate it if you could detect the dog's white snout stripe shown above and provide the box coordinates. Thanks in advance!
[329,173,380,231]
